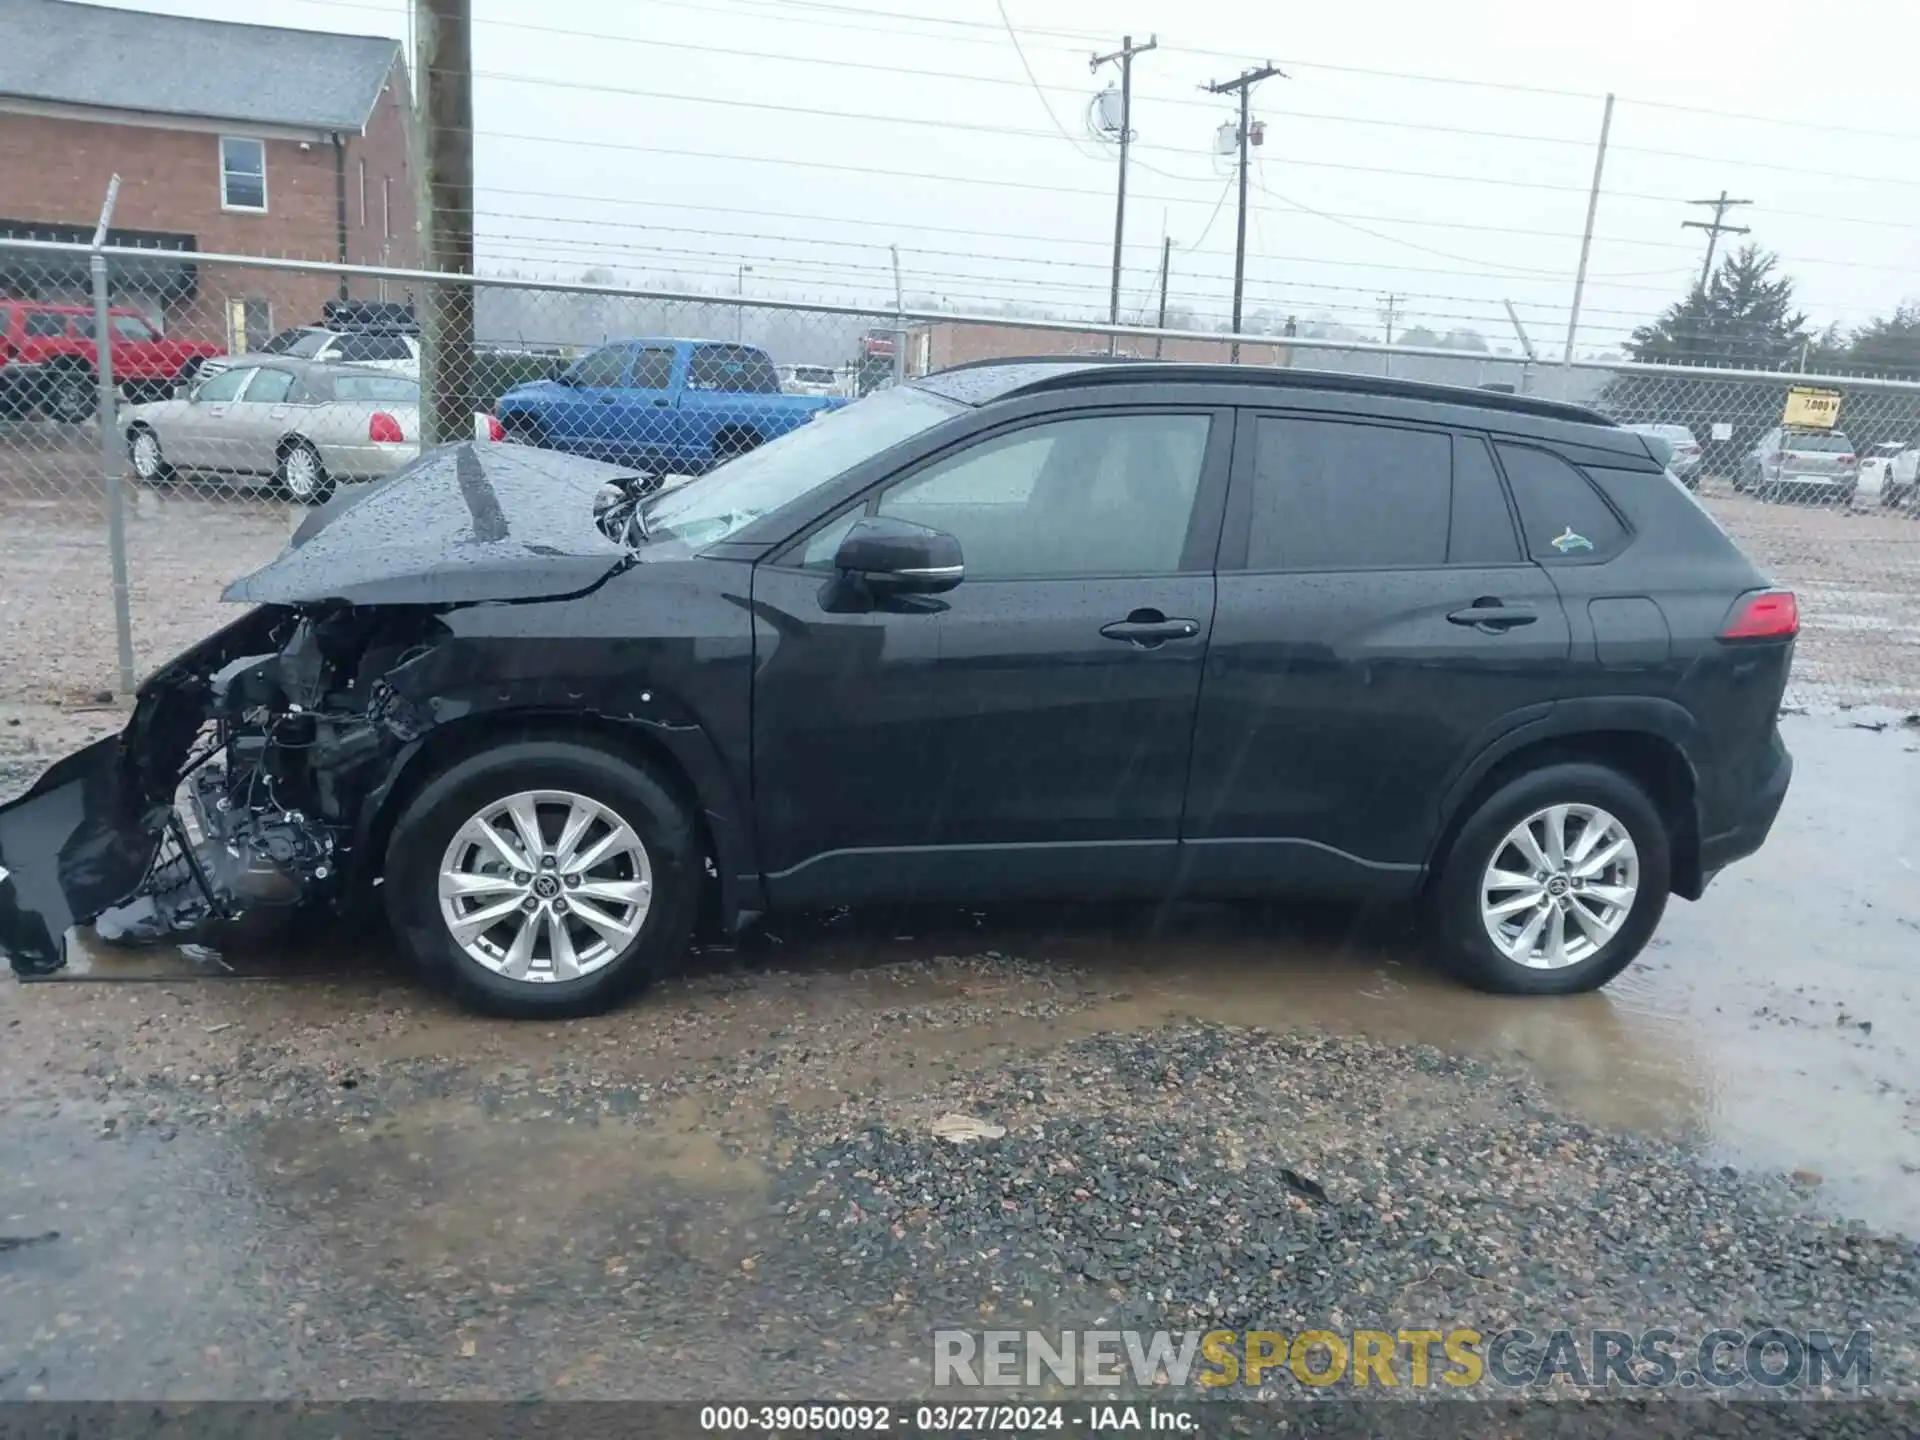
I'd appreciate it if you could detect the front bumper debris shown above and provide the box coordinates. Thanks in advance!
[0,606,345,975]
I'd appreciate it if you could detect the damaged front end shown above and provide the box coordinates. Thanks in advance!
[0,604,438,976]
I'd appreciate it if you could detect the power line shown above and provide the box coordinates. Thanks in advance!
[993,0,1104,160]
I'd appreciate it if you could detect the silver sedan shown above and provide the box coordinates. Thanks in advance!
[124,357,421,503]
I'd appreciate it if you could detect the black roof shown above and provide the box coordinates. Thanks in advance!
[913,356,1615,428]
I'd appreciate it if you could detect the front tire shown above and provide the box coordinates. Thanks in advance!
[128,425,172,484]
[383,739,701,1018]
[278,439,332,504]
[1427,762,1671,996]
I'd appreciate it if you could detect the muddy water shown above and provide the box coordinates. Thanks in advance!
[1,715,1915,1398]
[727,713,1919,1230]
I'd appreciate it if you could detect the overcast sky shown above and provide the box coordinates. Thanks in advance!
[117,0,1920,355]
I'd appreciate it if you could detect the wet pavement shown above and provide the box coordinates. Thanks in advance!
[1,712,1917,1400]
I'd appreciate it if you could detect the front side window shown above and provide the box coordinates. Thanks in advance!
[630,346,676,390]
[220,137,267,211]
[112,315,156,341]
[24,311,67,338]
[195,366,253,402]
[1245,416,1452,570]
[875,413,1211,579]
[568,346,630,389]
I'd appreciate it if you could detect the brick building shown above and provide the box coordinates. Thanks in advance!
[0,0,417,351]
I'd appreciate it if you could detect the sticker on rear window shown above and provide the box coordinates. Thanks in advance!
[1550,527,1593,554]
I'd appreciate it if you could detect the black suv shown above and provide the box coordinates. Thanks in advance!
[0,361,1795,1017]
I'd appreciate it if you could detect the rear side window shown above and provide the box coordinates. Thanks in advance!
[1245,416,1451,569]
[688,345,781,393]
[24,311,67,337]
[1449,436,1521,564]
[1496,444,1627,560]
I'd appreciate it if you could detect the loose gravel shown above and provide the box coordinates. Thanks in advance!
[4,952,1914,1413]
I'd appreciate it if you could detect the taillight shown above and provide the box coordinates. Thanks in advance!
[368,411,404,443]
[1721,590,1798,640]
[486,414,505,443]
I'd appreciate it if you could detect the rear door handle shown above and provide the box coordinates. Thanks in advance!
[1448,602,1537,630]
[1100,613,1201,647]
[652,398,671,407]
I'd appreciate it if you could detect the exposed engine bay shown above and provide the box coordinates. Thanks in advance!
[1,604,447,973]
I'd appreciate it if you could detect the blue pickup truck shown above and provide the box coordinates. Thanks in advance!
[493,339,847,473]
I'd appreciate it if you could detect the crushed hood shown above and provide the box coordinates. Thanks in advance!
[223,442,640,607]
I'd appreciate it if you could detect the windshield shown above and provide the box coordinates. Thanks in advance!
[640,385,964,547]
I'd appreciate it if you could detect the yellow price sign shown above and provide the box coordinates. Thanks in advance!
[1783,387,1842,429]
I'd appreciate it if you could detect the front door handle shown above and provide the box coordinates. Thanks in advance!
[1101,610,1201,648]
[652,398,671,407]
[1448,601,1538,631]
[597,394,618,404]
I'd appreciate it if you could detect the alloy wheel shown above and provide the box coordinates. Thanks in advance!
[283,446,322,501]
[1479,803,1639,969]
[131,431,163,480]
[436,789,653,984]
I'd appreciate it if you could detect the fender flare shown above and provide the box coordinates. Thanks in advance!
[351,676,765,921]
[1427,697,1704,873]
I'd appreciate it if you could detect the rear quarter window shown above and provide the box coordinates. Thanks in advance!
[1495,443,1628,561]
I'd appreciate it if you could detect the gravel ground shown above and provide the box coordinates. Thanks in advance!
[3,944,1916,1410]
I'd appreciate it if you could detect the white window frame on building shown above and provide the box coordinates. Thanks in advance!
[219,136,268,213]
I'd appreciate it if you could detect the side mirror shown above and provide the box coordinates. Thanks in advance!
[835,516,963,594]
[548,358,570,382]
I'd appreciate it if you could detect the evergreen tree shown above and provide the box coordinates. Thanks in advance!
[1627,245,1810,368]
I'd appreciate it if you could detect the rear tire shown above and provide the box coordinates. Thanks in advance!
[39,366,96,424]
[1427,762,1671,996]
[383,739,701,1018]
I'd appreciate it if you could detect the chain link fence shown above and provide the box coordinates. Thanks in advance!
[3,239,1917,721]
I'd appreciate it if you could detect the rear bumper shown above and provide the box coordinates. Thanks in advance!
[1696,729,1792,887]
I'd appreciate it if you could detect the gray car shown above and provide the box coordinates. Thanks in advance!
[124,357,420,503]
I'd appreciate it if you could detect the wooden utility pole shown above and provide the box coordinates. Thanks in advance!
[1684,190,1753,291]
[416,0,474,447]
[1092,34,1157,344]
[1205,63,1282,363]
[1153,234,1171,358]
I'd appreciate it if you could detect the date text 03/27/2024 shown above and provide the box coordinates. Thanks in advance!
[698,1404,1186,1432]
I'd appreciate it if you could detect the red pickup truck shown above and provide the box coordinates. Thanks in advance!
[0,300,223,422]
